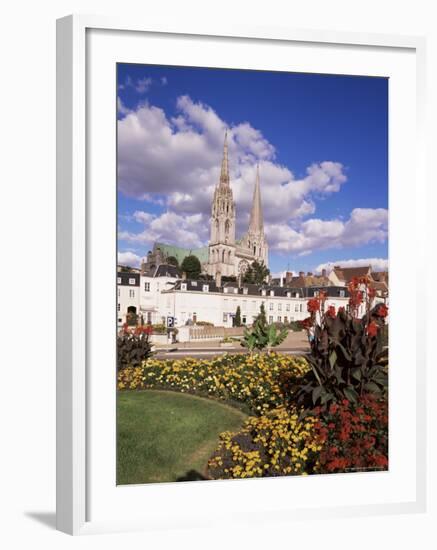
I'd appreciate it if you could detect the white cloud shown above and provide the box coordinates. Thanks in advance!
[117,251,142,267]
[135,77,153,94]
[265,208,388,254]
[119,211,209,250]
[117,97,131,116]
[314,257,389,274]
[117,95,348,237]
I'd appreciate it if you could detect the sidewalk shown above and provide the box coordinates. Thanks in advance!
[153,330,309,352]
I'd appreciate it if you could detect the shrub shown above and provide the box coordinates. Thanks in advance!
[151,323,167,334]
[311,395,388,473]
[296,278,389,412]
[195,321,214,327]
[207,406,321,479]
[241,304,288,353]
[117,326,153,370]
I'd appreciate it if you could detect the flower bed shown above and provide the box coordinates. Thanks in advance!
[117,353,309,414]
[117,351,388,478]
[207,405,322,479]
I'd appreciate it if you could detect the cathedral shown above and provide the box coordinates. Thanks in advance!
[206,132,269,285]
[140,132,269,285]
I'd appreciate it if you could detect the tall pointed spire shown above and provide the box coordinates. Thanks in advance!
[219,130,230,186]
[249,164,264,232]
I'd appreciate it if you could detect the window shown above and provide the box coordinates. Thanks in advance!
[181,283,187,291]
[268,316,273,324]
[118,318,122,323]
[117,288,120,297]
[294,292,299,298]
[286,303,290,312]
[284,316,288,324]
[129,290,135,298]
[270,290,274,297]
[117,303,120,311]
[144,282,150,292]
[129,278,135,285]
[269,303,274,311]
[223,313,228,322]
[314,290,319,297]
[242,316,247,324]
[117,277,121,284]
[202,284,209,292]
[295,304,299,312]
[192,281,198,286]
[234,288,238,294]
[339,290,345,297]
[286,291,291,298]
[278,303,282,311]
[300,304,303,312]
[261,289,266,296]
[277,316,282,323]
[243,287,248,295]
[252,301,256,310]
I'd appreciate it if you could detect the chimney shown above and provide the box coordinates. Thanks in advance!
[299,271,304,277]
[307,272,313,277]
[285,271,293,284]
[322,269,327,277]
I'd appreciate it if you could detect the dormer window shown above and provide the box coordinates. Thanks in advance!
[286,291,291,298]
[270,290,274,297]
[243,287,248,295]
[202,284,209,292]
[192,281,198,287]
[129,278,135,285]
[181,283,187,291]
[261,289,266,296]
[117,277,121,284]
[339,290,345,297]
[234,288,238,294]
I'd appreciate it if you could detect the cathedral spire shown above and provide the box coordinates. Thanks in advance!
[248,164,264,232]
[219,130,230,186]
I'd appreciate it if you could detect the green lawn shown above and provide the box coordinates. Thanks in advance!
[117,390,247,484]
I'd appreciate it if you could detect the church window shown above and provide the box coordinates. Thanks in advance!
[222,250,225,262]
[253,246,256,255]
[228,250,232,262]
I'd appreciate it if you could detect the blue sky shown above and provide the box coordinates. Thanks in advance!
[117,63,388,275]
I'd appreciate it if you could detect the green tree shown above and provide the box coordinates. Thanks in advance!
[235,306,242,327]
[181,255,202,279]
[242,260,270,284]
[167,255,179,267]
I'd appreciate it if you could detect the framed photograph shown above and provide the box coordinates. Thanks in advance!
[56,15,427,535]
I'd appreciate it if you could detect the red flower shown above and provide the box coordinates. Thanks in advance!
[349,290,363,308]
[366,321,378,338]
[300,317,313,330]
[307,298,320,313]
[375,304,389,318]
[326,305,336,319]
[368,287,377,299]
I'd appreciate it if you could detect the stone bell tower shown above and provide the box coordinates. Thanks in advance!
[207,131,237,285]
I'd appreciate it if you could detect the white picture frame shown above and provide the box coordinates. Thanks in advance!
[56,14,427,535]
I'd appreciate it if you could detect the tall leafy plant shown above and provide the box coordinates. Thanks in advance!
[296,278,388,411]
[241,304,288,353]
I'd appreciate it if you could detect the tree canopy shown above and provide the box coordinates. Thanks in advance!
[181,255,202,279]
[242,261,270,285]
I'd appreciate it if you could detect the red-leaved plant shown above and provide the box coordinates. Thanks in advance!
[296,277,388,411]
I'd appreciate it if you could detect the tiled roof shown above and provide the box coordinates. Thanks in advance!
[333,266,371,282]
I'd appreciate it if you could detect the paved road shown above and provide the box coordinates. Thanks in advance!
[154,347,309,359]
